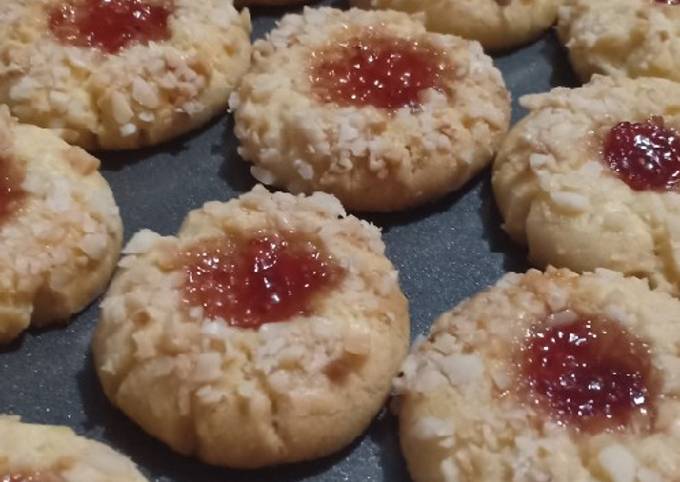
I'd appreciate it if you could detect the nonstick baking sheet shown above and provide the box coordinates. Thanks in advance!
[0,2,578,480]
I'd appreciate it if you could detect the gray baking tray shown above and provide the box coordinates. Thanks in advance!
[0,1,578,480]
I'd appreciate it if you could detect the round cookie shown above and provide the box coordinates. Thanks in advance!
[0,107,122,344]
[231,7,511,212]
[92,185,410,468]
[352,0,560,51]
[0,416,148,482]
[0,0,251,150]
[395,267,680,482]
[493,75,680,295]
[558,0,680,83]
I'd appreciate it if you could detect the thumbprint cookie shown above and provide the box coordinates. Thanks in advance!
[0,0,251,150]
[396,268,680,482]
[558,0,680,82]
[493,75,680,294]
[0,416,148,482]
[92,185,409,468]
[352,0,560,51]
[231,7,510,212]
[0,107,122,344]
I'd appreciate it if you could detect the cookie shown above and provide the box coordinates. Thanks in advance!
[236,0,305,7]
[231,7,510,212]
[92,185,410,468]
[395,267,680,482]
[493,75,680,294]
[0,107,122,344]
[558,0,680,82]
[0,0,251,150]
[0,416,148,482]
[352,0,560,51]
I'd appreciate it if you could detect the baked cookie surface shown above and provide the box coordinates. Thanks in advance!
[493,75,680,294]
[353,0,560,50]
[0,416,148,482]
[0,0,251,150]
[558,0,680,82]
[236,0,305,7]
[231,7,510,212]
[92,185,410,468]
[396,267,680,482]
[0,107,122,344]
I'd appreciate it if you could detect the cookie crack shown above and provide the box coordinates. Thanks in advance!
[253,368,287,455]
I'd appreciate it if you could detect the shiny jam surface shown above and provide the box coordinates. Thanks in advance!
[603,117,680,191]
[656,0,680,5]
[182,231,343,329]
[48,0,172,53]
[0,156,24,224]
[521,315,657,433]
[310,33,449,110]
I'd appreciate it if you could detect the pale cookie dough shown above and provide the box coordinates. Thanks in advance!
[231,7,510,212]
[493,75,680,295]
[236,0,306,7]
[395,267,680,482]
[558,0,680,82]
[92,185,410,468]
[0,0,251,150]
[0,107,122,344]
[353,0,560,51]
[0,416,148,482]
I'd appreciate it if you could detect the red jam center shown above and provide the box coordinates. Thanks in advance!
[0,156,24,224]
[522,315,657,433]
[48,0,172,53]
[183,232,343,329]
[310,33,449,109]
[603,117,680,191]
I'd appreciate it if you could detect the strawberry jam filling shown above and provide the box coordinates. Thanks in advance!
[521,314,657,433]
[603,117,680,191]
[310,33,449,110]
[49,0,172,53]
[0,156,24,224]
[182,231,344,329]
